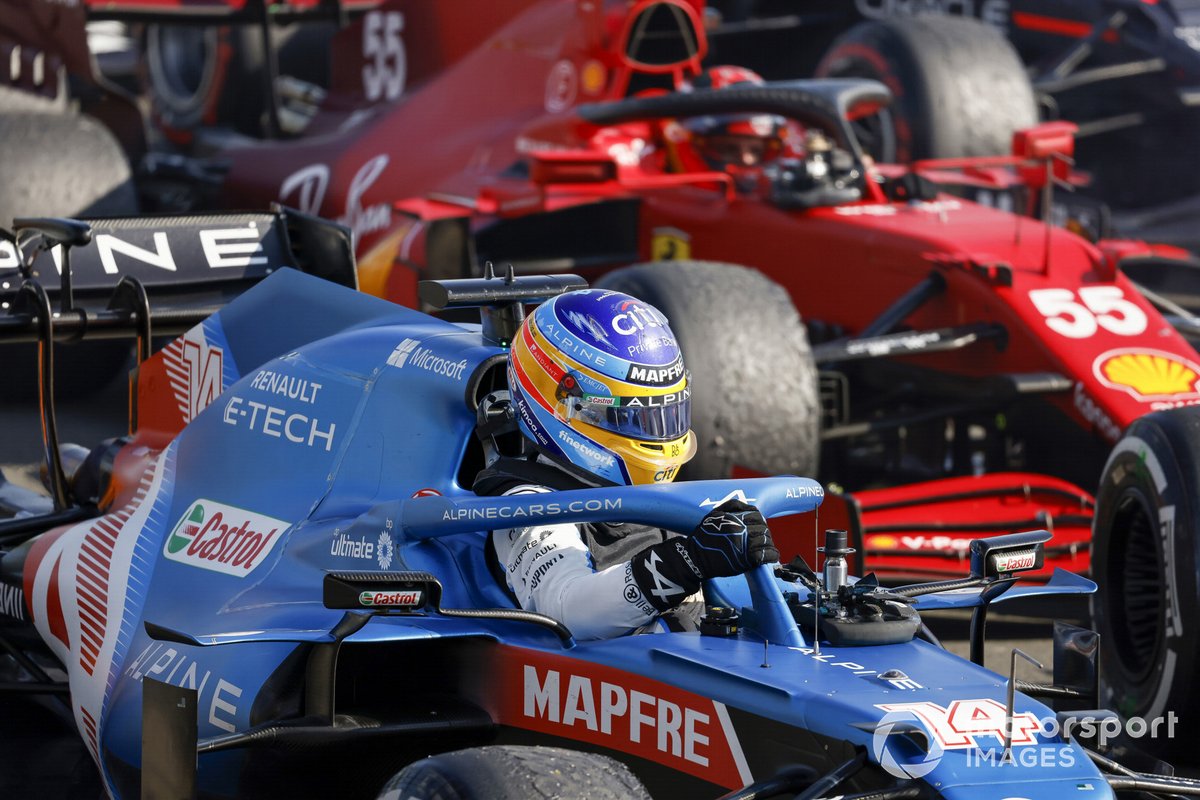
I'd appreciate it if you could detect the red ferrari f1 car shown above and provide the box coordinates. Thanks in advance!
[5,0,1200,756]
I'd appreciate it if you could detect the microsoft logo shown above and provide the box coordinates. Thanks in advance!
[387,338,420,367]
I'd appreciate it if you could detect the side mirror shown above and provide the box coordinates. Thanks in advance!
[1013,121,1077,186]
[969,530,1050,578]
[323,571,441,612]
[530,151,619,185]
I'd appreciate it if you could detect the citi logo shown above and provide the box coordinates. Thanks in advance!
[611,302,667,336]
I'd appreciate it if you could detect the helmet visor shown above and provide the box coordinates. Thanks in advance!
[566,393,691,442]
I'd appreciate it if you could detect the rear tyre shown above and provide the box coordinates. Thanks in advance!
[1091,407,1200,761]
[0,112,137,224]
[377,745,651,800]
[596,261,819,480]
[0,111,137,400]
[815,16,1037,162]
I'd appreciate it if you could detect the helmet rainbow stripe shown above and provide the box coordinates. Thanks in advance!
[508,289,696,485]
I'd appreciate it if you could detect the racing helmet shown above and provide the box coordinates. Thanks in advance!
[679,66,787,171]
[508,289,696,485]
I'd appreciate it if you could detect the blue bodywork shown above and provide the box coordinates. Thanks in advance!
[57,270,1111,798]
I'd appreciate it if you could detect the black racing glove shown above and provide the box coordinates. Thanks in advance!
[630,499,779,612]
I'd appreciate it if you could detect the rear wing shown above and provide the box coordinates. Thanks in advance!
[82,0,381,24]
[0,206,356,343]
[76,0,382,137]
[0,207,356,517]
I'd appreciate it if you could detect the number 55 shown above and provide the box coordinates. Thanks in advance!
[363,11,406,102]
[1029,286,1148,339]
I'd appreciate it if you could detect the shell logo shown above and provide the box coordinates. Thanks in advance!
[1093,348,1200,401]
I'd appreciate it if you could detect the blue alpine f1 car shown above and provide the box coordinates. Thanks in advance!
[0,216,1195,799]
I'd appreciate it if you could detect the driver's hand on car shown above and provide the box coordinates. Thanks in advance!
[630,499,779,611]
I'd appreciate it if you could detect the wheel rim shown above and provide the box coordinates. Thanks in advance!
[1107,486,1165,684]
[849,105,897,165]
[146,25,219,119]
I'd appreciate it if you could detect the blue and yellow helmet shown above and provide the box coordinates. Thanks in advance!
[508,289,696,485]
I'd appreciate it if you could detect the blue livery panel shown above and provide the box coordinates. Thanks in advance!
[18,270,1112,798]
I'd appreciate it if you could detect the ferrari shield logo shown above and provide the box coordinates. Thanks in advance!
[651,227,691,261]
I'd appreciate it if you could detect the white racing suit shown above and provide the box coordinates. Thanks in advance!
[477,458,703,640]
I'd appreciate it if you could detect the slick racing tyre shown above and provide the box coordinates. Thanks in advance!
[0,112,137,223]
[815,16,1037,163]
[596,261,819,480]
[377,745,651,800]
[1091,407,1200,762]
[0,110,136,400]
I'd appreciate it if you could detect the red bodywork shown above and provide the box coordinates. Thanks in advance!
[22,0,1200,579]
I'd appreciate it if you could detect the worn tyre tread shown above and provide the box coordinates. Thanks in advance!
[0,86,67,114]
[817,16,1037,160]
[378,745,652,800]
[0,111,137,226]
[596,260,819,479]
[0,111,136,399]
